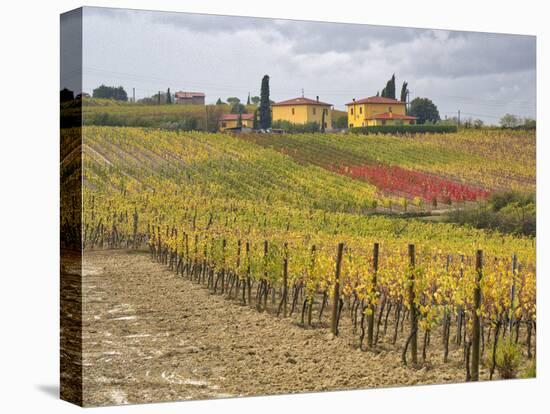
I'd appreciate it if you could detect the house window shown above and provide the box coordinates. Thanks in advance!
[350,108,354,115]
[324,122,328,128]
[221,122,226,127]
[388,106,392,112]
[313,107,316,115]
[350,123,354,128]
[381,120,386,125]
[359,107,363,114]
[292,107,295,115]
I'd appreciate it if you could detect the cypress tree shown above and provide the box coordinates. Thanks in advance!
[216,98,223,105]
[380,74,396,99]
[247,93,251,105]
[259,75,271,129]
[237,110,243,127]
[253,109,259,129]
[385,74,396,99]
[400,81,409,103]
[166,88,172,104]
[400,81,409,114]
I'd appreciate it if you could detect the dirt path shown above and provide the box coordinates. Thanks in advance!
[80,250,473,406]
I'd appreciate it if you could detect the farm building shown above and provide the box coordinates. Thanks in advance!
[272,96,332,129]
[346,96,416,127]
[218,113,255,132]
[175,91,205,105]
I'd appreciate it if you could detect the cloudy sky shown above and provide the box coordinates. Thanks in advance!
[72,7,535,124]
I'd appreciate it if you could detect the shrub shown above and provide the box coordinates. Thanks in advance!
[523,360,536,378]
[445,191,536,237]
[350,124,457,135]
[271,120,320,133]
[493,341,522,379]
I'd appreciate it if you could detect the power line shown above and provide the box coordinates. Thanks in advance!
[83,65,536,107]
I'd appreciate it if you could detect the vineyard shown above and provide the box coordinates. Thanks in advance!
[73,125,536,385]
[241,129,535,202]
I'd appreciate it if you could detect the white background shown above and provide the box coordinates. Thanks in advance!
[0,0,547,412]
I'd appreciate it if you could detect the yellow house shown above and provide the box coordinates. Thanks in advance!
[218,113,254,132]
[272,96,332,129]
[346,96,416,127]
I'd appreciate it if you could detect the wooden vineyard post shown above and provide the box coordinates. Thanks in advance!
[331,243,344,336]
[471,249,483,381]
[262,240,269,310]
[307,245,316,327]
[221,239,226,294]
[132,208,138,249]
[157,226,162,262]
[408,244,418,365]
[509,253,517,335]
[246,241,251,305]
[283,242,289,318]
[367,243,379,348]
[193,234,198,280]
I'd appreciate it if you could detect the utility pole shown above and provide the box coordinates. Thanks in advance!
[458,110,461,128]
[158,91,161,105]
[132,87,135,103]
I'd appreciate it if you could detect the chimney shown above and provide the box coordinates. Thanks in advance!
[352,98,356,102]
[316,96,319,102]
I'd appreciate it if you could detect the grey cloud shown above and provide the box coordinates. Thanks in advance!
[80,7,536,123]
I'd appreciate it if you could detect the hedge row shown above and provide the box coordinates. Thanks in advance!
[82,112,202,131]
[271,120,321,133]
[350,125,458,135]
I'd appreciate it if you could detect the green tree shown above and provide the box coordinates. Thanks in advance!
[259,75,271,129]
[251,96,260,105]
[60,88,74,102]
[93,84,128,101]
[500,113,521,128]
[400,81,409,103]
[216,98,224,105]
[230,103,247,114]
[237,110,243,127]
[523,118,536,129]
[253,109,259,129]
[332,112,348,129]
[381,74,396,99]
[409,97,440,124]
[227,97,240,106]
[473,118,484,129]
[247,93,251,105]
[166,88,172,104]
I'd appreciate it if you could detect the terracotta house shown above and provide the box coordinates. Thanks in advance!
[174,91,205,105]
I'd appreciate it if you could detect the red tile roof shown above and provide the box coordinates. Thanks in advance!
[366,112,417,120]
[219,113,254,121]
[272,97,332,106]
[346,96,404,105]
[175,91,205,98]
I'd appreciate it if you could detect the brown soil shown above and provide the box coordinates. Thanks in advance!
[80,250,500,406]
